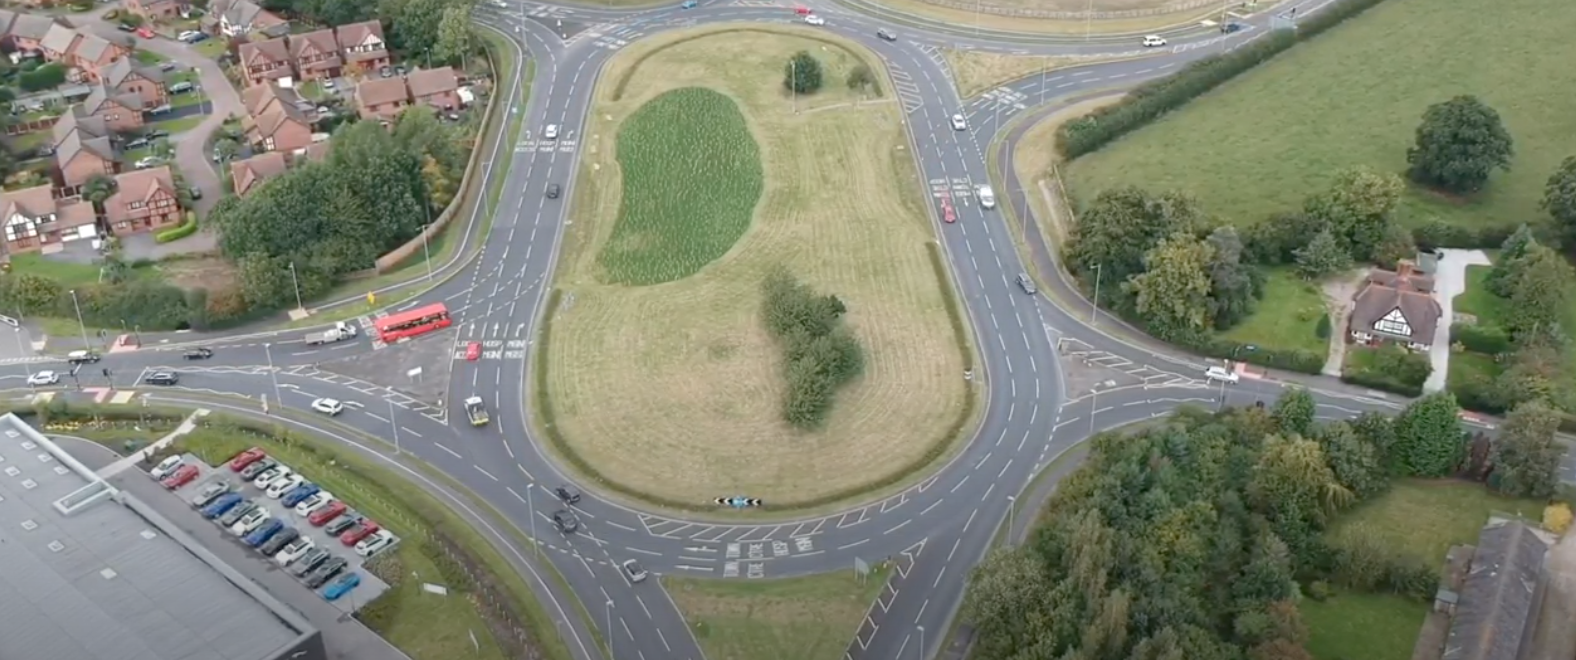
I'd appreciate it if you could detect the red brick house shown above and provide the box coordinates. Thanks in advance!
[336,20,390,73]
[124,0,185,21]
[70,32,133,83]
[238,37,292,87]
[4,13,58,53]
[39,23,80,63]
[53,122,119,194]
[230,151,288,197]
[242,83,315,154]
[105,166,183,235]
[407,67,461,111]
[103,58,168,110]
[1,186,98,254]
[289,28,341,81]
[81,84,146,132]
[355,77,409,122]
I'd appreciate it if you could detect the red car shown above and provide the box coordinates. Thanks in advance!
[794,4,811,13]
[161,464,199,489]
[136,26,154,39]
[309,501,347,526]
[340,520,381,545]
[228,448,265,472]
[941,198,956,224]
[465,341,481,361]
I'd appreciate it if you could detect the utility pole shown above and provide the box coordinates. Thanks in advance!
[1089,263,1102,325]
[287,262,305,313]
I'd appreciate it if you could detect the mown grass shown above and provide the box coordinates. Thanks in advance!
[665,567,889,660]
[1452,265,1513,329]
[1327,479,1544,566]
[1301,590,1427,660]
[1218,267,1328,355]
[596,87,763,285]
[1063,0,1576,231]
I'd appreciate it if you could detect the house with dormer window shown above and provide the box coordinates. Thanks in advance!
[206,0,286,38]
[1348,259,1442,351]
[0,185,98,255]
[335,20,390,72]
[238,37,292,87]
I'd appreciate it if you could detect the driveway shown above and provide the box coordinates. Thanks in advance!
[1426,248,1492,393]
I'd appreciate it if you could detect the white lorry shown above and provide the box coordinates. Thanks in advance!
[465,396,489,427]
[305,321,359,345]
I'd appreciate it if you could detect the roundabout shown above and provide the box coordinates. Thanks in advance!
[0,0,1528,659]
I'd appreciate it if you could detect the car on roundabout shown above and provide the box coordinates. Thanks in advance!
[552,510,579,534]
[311,398,344,416]
[1142,34,1167,47]
[465,341,482,361]
[27,371,58,386]
[803,14,825,25]
[1205,365,1239,384]
[184,347,213,359]
[621,559,648,584]
[950,113,967,131]
[941,198,956,224]
[876,28,898,41]
[555,485,581,504]
[679,0,697,7]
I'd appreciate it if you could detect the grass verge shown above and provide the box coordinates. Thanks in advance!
[1326,478,1544,565]
[941,49,1149,99]
[857,0,1223,37]
[1300,590,1427,660]
[1217,267,1328,355]
[664,567,890,660]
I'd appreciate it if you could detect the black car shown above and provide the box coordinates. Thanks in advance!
[325,513,362,536]
[143,372,179,386]
[289,548,331,576]
[259,527,300,555]
[552,510,579,534]
[218,500,259,527]
[546,183,561,199]
[239,458,276,480]
[554,485,581,504]
[183,347,213,360]
[304,557,349,588]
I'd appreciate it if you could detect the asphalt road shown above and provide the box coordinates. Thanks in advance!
[0,0,1552,659]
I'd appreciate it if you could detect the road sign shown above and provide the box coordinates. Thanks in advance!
[367,292,376,306]
[854,557,871,581]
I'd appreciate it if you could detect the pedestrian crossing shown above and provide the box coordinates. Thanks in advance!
[565,24,644,49]
[0,356,52,366]
[888,64,924,114]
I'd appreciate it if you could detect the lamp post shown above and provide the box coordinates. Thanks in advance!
[526,483,539,556]
[15,328,34,383]
[264,343,283,412]
[287,261,305,313]
[68,289,91,350]
[1084,0,1094,41]
[605,600,614,658]
[1005,495,1016,545]
[1089,264,1102,325]
[917,625,926,659]
[387,387,401,454]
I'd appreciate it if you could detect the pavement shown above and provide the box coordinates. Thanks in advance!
[0,1,1543,659]
[1425,248,1491,393]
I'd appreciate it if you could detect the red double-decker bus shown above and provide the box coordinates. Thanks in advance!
[375,302,453,343]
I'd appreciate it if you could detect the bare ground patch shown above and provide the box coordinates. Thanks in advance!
[156,256,237,292]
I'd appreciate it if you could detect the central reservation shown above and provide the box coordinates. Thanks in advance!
[539,27,967,508]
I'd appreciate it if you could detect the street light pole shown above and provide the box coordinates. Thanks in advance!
[917,625,926,659]
[1089,263,1102,325]
[1088,387,1098,436]
[1084,0,1094,41]
[264,343,283,411]
[605,600,614,658]
[526,483,539,556]
[387,388,401,454]
[14,328,33,383]
[1006,495,1016,545]
[422,202,434,281]
[287,261,305,312]
[973,0,980,36]
[68,289,91,350]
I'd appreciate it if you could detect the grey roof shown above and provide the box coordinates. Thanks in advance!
[0,9,17,35]
[83,83,145,113]
[52,108,109,147]
[40,22,79,54]
[0,414,303,660]
[105,57,166,88]
[9,13,56,40]
[1441,519,1552,660]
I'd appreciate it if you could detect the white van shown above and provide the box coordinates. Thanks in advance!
[977,185,996,209]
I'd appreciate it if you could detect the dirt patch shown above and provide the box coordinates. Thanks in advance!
[546,26,966,508]
[1318,269,1365,376]
[156,256,237,292]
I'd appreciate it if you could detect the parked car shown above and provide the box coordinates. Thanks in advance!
[228,447,264,471]
[162,464,199,489]
[309,501,349,526]
[294,491,333,516]
[26,371,58,386]
[150,455,184,480]
[281,483,321,508]
[243,519,285,547]
[304,557,349,588]
[322,572,362,600]
[274,536,315,565]
[266,474,306,499]
[259,527,301,555]
[324,512,363,535]
[169,81,194,94]
[218,499,260,526]
[201,492,244,519]
[134,156,163,170]
[354,530,397,557]
[252,466,292,489]
[339,520,380,546]
[190,480,232,507]
[289,548,332,577]
[230,508,270,536]
[240,457,276,480]
[147,104,172,115]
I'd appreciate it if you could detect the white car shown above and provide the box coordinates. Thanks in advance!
[150,455,184,480]
[621,559,648,584]
[543,124,560,140]
[274,537,315,565]
[294,492,335,516]
[134,156,162,170]
[803,14,825,25]
[354,530,398,557]
[1205,366,1239,384]
[230,508,270,536]
[310,398,344,416]
[176,30,201,41]
[252,466,293,489]
[950,113,967,131]
[1142,34,1167,47]
[26,371,58,386]
[266,474,305,499]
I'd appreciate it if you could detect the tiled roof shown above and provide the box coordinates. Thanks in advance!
[230,151,288,196]
[0,185,56,220]
[51,109,109,147]
[406,67,458,99]
[105,166,176,223]
[9,13,58,40]
[356,77,408,107]
[1441,520,1551,660]
[103,57,164,88]
[40,23,79,55]
[239,37,289,66]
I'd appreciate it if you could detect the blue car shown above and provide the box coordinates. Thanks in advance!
[322,572,361,601]
[680,0,697,7]
[243,519,284,547]
[201,493,244,519]
[281,483,320,508]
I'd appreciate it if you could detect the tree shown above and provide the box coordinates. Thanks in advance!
[1304,167,1403,261]
[1066,187,1205,312]
[1391,392,1463,477]
[1485,224,1536,298]
[1125,234,1216,339]
[845,64,877,95]
[1371,221,1417,269]
[1312,421,1387,499]
[1490,339,1566,412]
[1406,95,1514,194]
[962,548,1054,660]
[1292,229,1350,280]
[1500,243,1573,345]
[1489,401,1563,498]
[783,51,822,95]
[19,63,66,92]
[1271,388,1316,438]
[1544,156,1576,240]
[81,174,117,209]
[393,0,448,57]
[433,1,475,64]
[1205,226,1262,331]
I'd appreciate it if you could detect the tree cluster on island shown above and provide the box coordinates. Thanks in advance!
[760,269,864,430]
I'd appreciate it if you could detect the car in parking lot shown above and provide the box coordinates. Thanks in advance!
[228,448,265,471]
[281,483,320,507]
[304,557,349,588]
[310,398,344,416]
[324,512,362,535]
[339,520,380,546]
[150,455,185,480]
[274,537,315,566]
[266,475,306,499]
[218,499,261,526]
[621,559,648,583]
[231,508,271,536]
[259,527,301,555]
[240,457,276,480]
[354,530,397,557]
[143,371,179,386]
[309,501,348,526]
[555,485,581,504]
[201,492,244,519]
[552,510,579,534]
[26,371,58,386]
[322,572,361,600]
[190,480,232,507]
[252,465,293,489]
[244,519,285,547]
[162,464,199,489]
[294,491,333,516]
[289,548,332,577]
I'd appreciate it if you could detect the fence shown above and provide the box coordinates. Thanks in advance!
[915,0,1223,20]
[5,116,61,136]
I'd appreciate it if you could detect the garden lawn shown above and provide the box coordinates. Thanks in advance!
[665,568,888,660]
[1063,0,1576,231]
[1452,265,1512,329]
[134,49,166,64]
[1327,479,1544,566]
[9,252,111,286]
[153,115,205,134]
[1217,268,1327,355]
[1300,590,1427,660]
[193,38,227,59]
[1446,351,1501,389]
[597,87,762,285]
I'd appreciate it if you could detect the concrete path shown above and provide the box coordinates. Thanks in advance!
[1425,249,1491,393]
[97,408,209,478]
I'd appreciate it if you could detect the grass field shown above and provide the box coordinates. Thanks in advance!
[1300,590,1427,660]
[597,87,763,285]
[546,26,966,507]
[873,0,1218,36]
[1327,479,1544,566]
[941,50,1148,99]
[1063,0,1576,231]
[1452,265,1512,329]
[665,568,888,660]
[1218,268,1328,355]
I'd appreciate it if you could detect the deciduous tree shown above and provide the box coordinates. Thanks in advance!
[1486,224,1536,298]
[1304,167,1403,261]
[1292,229,1350,280]
[1540,155,1576,241]
[1125,234,1215,339]
[1391,392,1463,477]
[433,0,475,64]
[783,51,822,95]
[1406,95,1514,194]
[1489,401,1563,498]
[844,64,876,95]
[1066,187,1205,312]
[1205,226,1262,331]
[1312,421,1387,499]
[1271,387,1316,438]
[1499,243,1573,345]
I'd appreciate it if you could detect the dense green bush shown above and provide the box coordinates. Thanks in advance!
[1451,324,1510,355]
[1177,332,1325,374]
[1411,220,1519,251]
[19,63,65,92]
[761,269,864,430]
[1341,346,1430,397]
[0,274,196,331]
[154,219,199,243]
[1315,313,1332,339]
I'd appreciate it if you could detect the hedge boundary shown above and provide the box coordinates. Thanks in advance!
[154,218,198,244]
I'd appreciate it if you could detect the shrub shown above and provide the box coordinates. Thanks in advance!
[1315,314,1331,339]
[1411,220,1518,251]
[761,269,864,429]
[19,63,66,92]
[154,219,199,243]
[1450,324,1510,355]
[1341,345,1430,397]
[1177,332,1324,374]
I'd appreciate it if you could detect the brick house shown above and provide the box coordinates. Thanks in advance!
[81,84,146,132]
[229,151,288,197]
[206,0,286,38]
[51,109,110,149]
[103,58,168,110]
[355,77,409,122]
[69,32,132,83]
[39,23,80,63]
[289,28,341,81]
[241,83,315,154]
[124,0,185,21]
[336,20,390,74]
[1,186,98,254]
[105,166,183,235]
[52,124,118,195]
[4,13,57,53]
[238,37,292,87]
[1348,259,1443,351]
[407,67,461,111]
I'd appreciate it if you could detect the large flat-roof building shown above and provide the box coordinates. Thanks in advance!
[0,413,326,660]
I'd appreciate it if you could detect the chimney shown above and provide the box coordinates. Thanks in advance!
[1396,259,1414,278]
